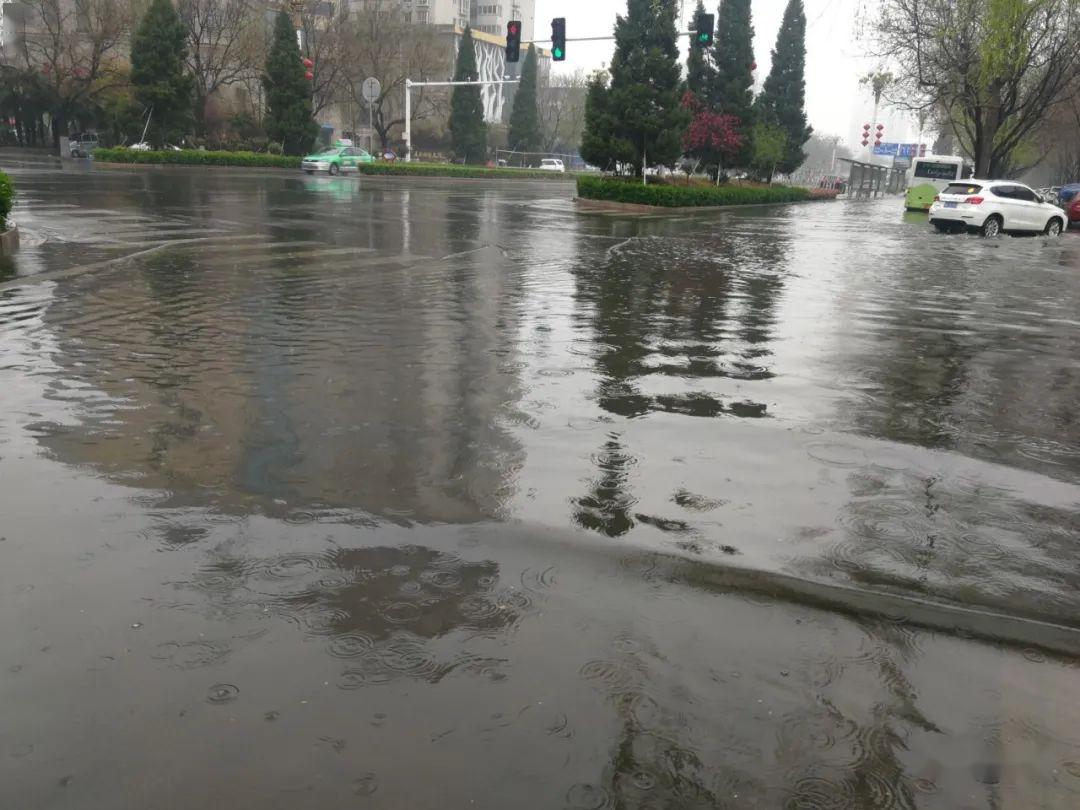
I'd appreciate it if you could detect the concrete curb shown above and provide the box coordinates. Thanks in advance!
[0,224,19,252]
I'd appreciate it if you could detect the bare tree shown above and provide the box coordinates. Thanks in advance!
[538,68,589,154]
[874,0,1080,176]
[339,0,451,151]
[178,0,260,135]
[3,0,132,144]
[298,0,351,118]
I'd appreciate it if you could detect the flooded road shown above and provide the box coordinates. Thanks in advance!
[3,155,1080,808]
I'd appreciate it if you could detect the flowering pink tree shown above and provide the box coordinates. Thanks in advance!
[681,91,743,181]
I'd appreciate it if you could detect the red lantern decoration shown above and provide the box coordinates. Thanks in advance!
[861,140,869,147]
[302,57,313,69]
[750,62,758,70]
[304,71,314,81]
[876,124,884,131]
[863,123,871,130]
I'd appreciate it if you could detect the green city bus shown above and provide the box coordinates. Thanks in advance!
[904,156,969,211]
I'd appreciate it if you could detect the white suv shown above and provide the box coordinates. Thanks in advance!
[929,179,1066,237]
[539,158,565,173]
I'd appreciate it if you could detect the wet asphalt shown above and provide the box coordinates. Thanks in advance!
[2,154,1080,808]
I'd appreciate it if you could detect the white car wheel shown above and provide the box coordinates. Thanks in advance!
[981,216,1002,238]
[1045,219,1063,237]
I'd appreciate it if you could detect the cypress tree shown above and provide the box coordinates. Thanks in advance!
[711,0,755,165]
[263,10,317,156]
[130,0,193,148]
[508,44,540,157]
[579,0,688,176]
[686,0,717,98]
[579,71,618,171]
[755,0,812,175]
[449,26,487,164]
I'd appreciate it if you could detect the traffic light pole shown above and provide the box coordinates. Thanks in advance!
[527,31,699,44]
[404,78,519,163]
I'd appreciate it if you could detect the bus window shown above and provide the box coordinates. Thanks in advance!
[913,161,961,181]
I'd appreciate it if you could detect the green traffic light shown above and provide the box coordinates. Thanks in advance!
[554,47,563,58]
[698,33,709,43]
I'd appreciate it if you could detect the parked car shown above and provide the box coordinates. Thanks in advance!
[1067,196,1080,228]
[1058,183,1080,207]
[928,179,1067,237]
[539,158,565,173]
[127,142,181,152]
[69,132,99,158]
[301,145,375,175]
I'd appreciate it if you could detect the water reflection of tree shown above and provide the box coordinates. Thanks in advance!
[832,266,978,450]
[570,221,791,538]
[192,543,522,685]
[572,435,636,537]
[34,181,528,523]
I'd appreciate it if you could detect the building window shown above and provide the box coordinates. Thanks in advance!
[417,9,428,23]
[75,0,91,32]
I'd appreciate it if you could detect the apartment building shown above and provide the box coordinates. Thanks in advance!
[400,0,535,41]
[471,1,535,41]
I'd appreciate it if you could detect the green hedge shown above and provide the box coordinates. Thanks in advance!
[92,147,573,179]
[576,175,813,208]
[354,162,570,180]
[0,170,12,230]
[93,148,301,168]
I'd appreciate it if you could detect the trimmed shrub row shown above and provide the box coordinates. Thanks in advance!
[0,170,12,230]
[576,175,814,208]
[92,147,575,180]
[353,162,570,180]
[93,148,301,168]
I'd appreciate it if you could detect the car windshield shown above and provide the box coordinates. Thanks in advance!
[943,183,982,196]
[312,149,340,157]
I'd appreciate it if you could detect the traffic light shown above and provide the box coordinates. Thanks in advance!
[695,13,714,48]
[551,17,566,61]
[506,20,521,63]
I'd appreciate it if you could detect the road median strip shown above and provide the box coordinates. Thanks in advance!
[92,148,576,180]
[576,175,836,209]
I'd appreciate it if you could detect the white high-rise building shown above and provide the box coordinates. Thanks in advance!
[471,1,536,41]
[400,0,536,41]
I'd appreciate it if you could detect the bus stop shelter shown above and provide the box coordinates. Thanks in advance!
[839,158,907,199]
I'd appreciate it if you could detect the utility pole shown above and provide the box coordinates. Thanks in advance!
[289,0,303,50]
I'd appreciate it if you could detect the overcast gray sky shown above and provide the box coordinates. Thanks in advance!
[535,0,876,142]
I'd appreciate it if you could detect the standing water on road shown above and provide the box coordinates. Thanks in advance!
[3,158,1080,809]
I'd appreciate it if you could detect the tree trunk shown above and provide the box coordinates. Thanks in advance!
[51,110,66,151]
[975,83,1003,177]
[193,92,208,138]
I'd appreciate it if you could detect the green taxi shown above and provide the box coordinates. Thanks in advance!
[301,142,375,175]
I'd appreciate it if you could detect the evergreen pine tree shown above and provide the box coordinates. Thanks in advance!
[449,27,487,164]
[711,0,755,165]
[580,0,688,176]
[579,71,618,171]
[686,0,717,98]
[263,11,317,156]
[508,44,540,157]
[754,0,812,175]
[130,0,193,148]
